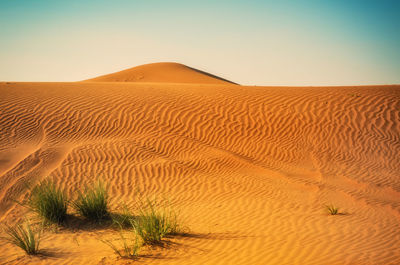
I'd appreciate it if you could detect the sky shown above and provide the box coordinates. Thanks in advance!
[0,0,399,85]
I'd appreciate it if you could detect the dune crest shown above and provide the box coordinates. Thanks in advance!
[83,62,237,84]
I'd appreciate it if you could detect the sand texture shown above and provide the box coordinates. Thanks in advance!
[83,62,236,84]
[0,79,399,264]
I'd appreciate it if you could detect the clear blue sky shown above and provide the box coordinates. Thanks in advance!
[1,0,399,85]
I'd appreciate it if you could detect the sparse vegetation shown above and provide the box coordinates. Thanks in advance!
[72,180,109,222]
[27,179,68,224]
[3,177,186,261]
[111,204,136,229]
[326,204,339,215]
[4,221,41,255]
[102,230,142,259]
[133,198,180,245]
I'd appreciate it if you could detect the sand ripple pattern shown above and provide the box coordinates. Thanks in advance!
[0,82,399,264]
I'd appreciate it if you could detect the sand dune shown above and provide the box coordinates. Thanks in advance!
[0,80,399,264]
[83,62,237,84]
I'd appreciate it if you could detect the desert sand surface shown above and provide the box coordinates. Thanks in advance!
[84,62,236,84]
[0,64,399,264]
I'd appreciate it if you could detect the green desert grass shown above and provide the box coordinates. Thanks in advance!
[326,204,340,215]
[110,204,136,229]
[133,198,181,245]
[3,177,186,260]
[72,180,109,223]
[4,221,41,255]
[102,229,142,259]
[26,179,68,224]
[103,197,183,259]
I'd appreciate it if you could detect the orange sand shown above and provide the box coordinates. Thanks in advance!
[0,64,399,264]
[84,62,236,84]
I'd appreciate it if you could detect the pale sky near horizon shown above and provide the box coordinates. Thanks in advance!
[1,0,399,85]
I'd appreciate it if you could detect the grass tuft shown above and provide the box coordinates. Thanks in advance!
[133,198,180,245]
[27,179,68,224]
[102,230,142,259]
[111,204,136,229]
[72,180,109,222]
[4,221,41,255]
[326,204,339,215]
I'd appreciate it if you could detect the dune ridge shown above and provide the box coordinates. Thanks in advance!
[83,62,237,84]
[0,81,399,264]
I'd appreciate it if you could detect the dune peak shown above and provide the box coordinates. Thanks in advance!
[83,62,237,84]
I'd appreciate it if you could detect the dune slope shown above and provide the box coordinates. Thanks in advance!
[0,82,399,264]
[83,62,237,84]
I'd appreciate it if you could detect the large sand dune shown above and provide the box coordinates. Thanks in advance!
[0,76,399,264]
[83,62,237,84]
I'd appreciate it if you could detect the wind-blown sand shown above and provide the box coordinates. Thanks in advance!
[0,64,399,264]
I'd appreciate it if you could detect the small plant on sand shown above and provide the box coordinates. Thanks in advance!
[4,221,41,255]
[72,180,109,222]
[326,204,339,215]
[102,230,142,259]
[111,204,136,229]
[27,179,68,224]
[133,198,180,245]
